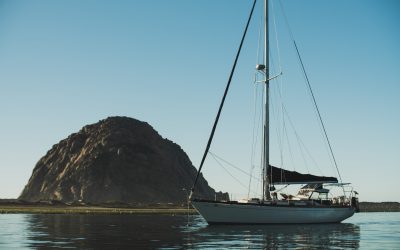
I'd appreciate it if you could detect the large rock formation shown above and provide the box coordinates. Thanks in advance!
[19,116,223,205]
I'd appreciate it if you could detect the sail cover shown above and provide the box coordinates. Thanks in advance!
[267,165,338,184]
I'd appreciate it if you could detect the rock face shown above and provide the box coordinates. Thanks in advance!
[19,116,222,205]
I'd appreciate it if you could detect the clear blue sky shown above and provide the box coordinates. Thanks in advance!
[0,0,399,202]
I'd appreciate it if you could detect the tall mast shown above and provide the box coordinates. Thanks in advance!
[263,0,271,201]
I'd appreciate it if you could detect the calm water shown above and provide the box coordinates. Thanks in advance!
[0,212,399,249]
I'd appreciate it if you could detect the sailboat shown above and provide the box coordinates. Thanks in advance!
[189,0,359,224]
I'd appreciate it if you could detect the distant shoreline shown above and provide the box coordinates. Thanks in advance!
[358,202,400,212]
[0,205,195,215]
[0,200,399,214]
[0,199,195,215]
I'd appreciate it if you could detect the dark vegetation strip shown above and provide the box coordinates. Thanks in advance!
[0,205,196,215]
[359,202,400,212]
[0,200,399,214]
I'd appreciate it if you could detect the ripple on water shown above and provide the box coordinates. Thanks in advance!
[0,212,399,249]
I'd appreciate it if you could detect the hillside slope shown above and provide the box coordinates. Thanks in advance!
[19,117,222,204]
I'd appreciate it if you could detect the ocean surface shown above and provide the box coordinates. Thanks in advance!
[0,212,399,249]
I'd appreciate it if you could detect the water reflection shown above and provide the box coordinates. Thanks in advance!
[20,214,360,249]
[185,217,360,249]
[25,214,187,249]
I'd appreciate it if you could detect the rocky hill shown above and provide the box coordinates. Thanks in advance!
[19,117,225,205]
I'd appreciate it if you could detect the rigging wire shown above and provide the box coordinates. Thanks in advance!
[255,8,264,66]
[271,0,283,74]
[248,10,265,199]
[282,106,324,175]
[208,153,248,190]
[282,119,297,171]
[248,83,264,198]
[271,0,286,183]
[277,0,343,184]
[269,67,285,171]
[293,42,341,181]
[209,151,260,182]
[209,152,259,196]
[260,73,266,197]
[190,0,258,198]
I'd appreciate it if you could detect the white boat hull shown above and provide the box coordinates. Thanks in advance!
[192,200,355,224]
